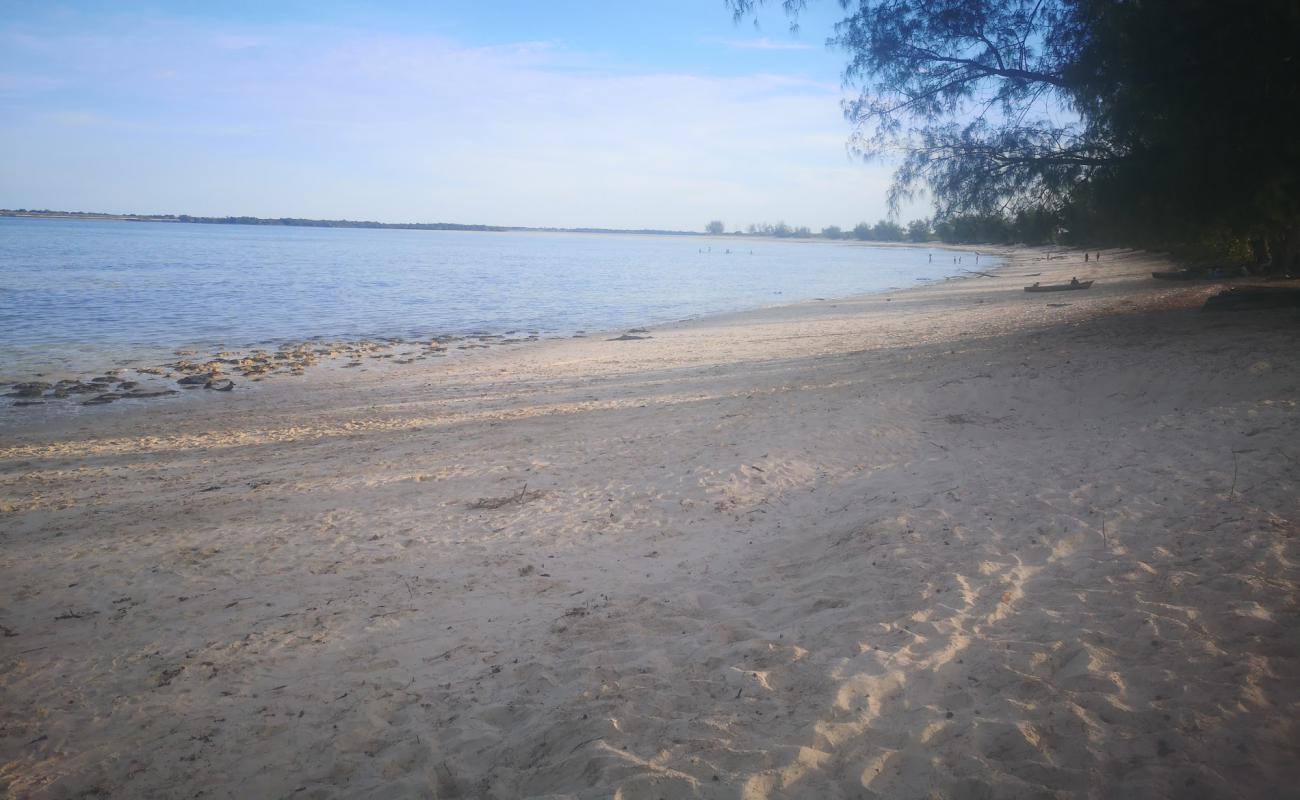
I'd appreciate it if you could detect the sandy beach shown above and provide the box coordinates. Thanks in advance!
[1,248,1297,799]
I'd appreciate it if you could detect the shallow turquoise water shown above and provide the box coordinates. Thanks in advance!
[0,217,978,378]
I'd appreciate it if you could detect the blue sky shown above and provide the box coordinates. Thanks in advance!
[0,1,924,230]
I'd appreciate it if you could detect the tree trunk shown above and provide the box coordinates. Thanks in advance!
[1250,237,1269,270]
[1266,223,1299,276]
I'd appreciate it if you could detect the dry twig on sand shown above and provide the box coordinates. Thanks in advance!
[468,484,546,510]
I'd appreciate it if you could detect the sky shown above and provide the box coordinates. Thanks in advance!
[0,1,927,231]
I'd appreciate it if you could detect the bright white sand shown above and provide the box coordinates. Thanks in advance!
[1,247,1297,799]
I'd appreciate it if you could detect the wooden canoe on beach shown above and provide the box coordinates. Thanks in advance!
[1025,280,1093,292]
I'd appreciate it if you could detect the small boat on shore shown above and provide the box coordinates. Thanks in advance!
[1025,280,1093,293]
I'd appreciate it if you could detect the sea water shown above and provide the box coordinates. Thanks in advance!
[0,217,979,379]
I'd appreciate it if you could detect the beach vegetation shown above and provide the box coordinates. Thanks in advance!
[742,221,815,237]
[871,219,905,241]
[934,214,1012,245]
[729,0,1300,269]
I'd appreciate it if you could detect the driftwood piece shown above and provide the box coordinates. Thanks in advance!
[468,484,546,510]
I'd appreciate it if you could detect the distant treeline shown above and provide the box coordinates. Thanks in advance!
[1,209,508,231]
[0,210,702,237]
[5,208,1045,247]
[712,215,1052,246]
[173,215,509,232]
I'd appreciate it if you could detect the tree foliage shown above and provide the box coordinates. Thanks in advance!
[744,221,814,237]
[730,0,1099,217]
[871,219,905,241]
[728,0,1300,266]
[1072,0,1300,263]
[736,217,938,241]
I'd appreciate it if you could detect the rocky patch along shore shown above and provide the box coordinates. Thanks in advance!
[2,331,543,410]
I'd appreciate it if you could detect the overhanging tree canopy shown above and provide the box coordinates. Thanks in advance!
[728,0,1300,265]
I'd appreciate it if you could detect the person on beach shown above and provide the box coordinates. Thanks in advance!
[1085,252,1090,262]
[1070,276,1081,286]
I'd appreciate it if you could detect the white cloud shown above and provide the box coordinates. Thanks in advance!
[0,21,920,228]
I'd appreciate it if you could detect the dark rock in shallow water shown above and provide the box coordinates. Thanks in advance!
[205,379,235,391]
[608,334,651,341]
[177,373,214,386]
[82,393,121,405]
[7,382,50,398]
[90,376,114,384]
[117,380,138,390]
[126,389,179,398]
[13,400,45,407]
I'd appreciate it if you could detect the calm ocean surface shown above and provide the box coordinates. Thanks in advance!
[0,217,976,378]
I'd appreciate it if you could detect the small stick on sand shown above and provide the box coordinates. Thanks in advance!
[468,483,545,510]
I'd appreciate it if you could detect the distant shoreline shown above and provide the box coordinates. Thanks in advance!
[0,210,980,246]
[0,209,709,237]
